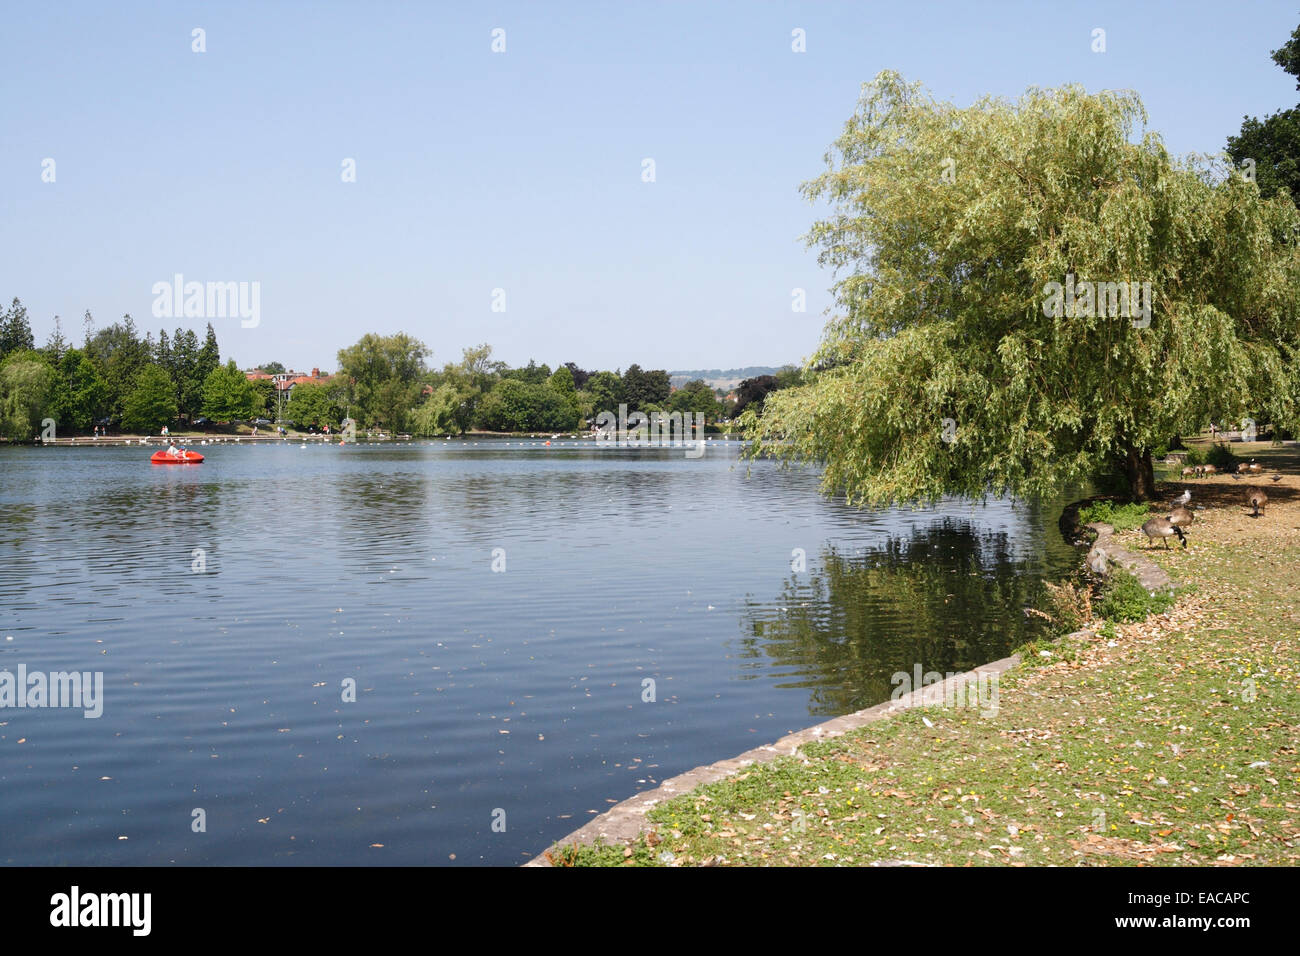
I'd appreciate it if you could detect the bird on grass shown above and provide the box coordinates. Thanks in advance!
[1247,487,1268,517]
[1231,472,1243,481]
[1270,473,1283,483]
[1141,515,1188,549]
[1173,489,1191,507]
[1170,505,1194,529]
[1086,546,1109,577]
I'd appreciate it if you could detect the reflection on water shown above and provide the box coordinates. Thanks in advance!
[740,518,1060,716]
[0,441,1079,865]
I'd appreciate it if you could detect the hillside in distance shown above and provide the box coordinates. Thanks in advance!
[668,366,784,389]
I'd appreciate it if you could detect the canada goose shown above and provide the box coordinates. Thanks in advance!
[1248,460,1263,474]
[1237,462,1251,474]
[1141,515,1188,549]
[1086,546,1109,576]
[1247,487,1267,517]
[1202,464,1217,475]
[1181,466,1197,479]
[1169,505,1194,528]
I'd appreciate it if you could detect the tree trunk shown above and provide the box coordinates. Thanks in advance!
[1123,447,1156,501]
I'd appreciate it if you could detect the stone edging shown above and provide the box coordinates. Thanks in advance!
[1084,521,1175,591]
[524,650,1046,866]
[526,510,1176,867]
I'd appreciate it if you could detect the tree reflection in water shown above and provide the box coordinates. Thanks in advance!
[737,517,1065,717]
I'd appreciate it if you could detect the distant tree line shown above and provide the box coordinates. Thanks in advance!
[328,335,805,436]
[0,301,801,439]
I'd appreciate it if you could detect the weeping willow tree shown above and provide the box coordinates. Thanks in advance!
[748,72,1300,503]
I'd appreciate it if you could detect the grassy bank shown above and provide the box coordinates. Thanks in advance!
[551,447,1300,866]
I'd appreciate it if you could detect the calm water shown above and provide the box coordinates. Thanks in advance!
[0,440,1078,865]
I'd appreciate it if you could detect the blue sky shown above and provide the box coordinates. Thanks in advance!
[2,1,1297,374]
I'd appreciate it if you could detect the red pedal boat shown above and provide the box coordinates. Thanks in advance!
[151,450,205,464]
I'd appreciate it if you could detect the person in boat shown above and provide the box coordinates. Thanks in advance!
[167,441,183,458]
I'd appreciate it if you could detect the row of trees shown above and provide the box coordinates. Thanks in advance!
[1,302,801,439]
[0,301,263,438]
[325,336,786,436]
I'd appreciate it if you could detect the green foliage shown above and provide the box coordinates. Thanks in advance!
[336,332,429,429]
[0,350,56,439]
[584,370,624,415]
[121,363,178,433]
[51,348,108,432]
[409,383,463,436]
[668,379,722,419]
[42,316,70,363]
[197,324,220,387]
[0,299,36,360]
[733,374,784,418]
[502,359,551,385]
[774,365,804,390]
[156,326,206,421]
[747,71,1300,505]
[427,343,502,434]
[475,379,580,432]
[1096,569,1177,623]
[1205,441,1238,469]
[250,377,276,417]
[548,365,576,395]
[85,317,151,418]
[285,382,338,428]
[1077,499,1152,532]
[622,364,671,412]
[1226,22,1300,201]
[200,360,258,422]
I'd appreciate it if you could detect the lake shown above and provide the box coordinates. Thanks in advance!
[0,439,1079,865]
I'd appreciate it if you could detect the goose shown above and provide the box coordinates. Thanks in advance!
[1141,515,1187,549]
[1237,462,1251,474]
[1169,505,1194,528]
[1202,464,1217,475]
[1181,466,1197,479]
[1247,487,1267,517]
[1248,460,1263,474]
